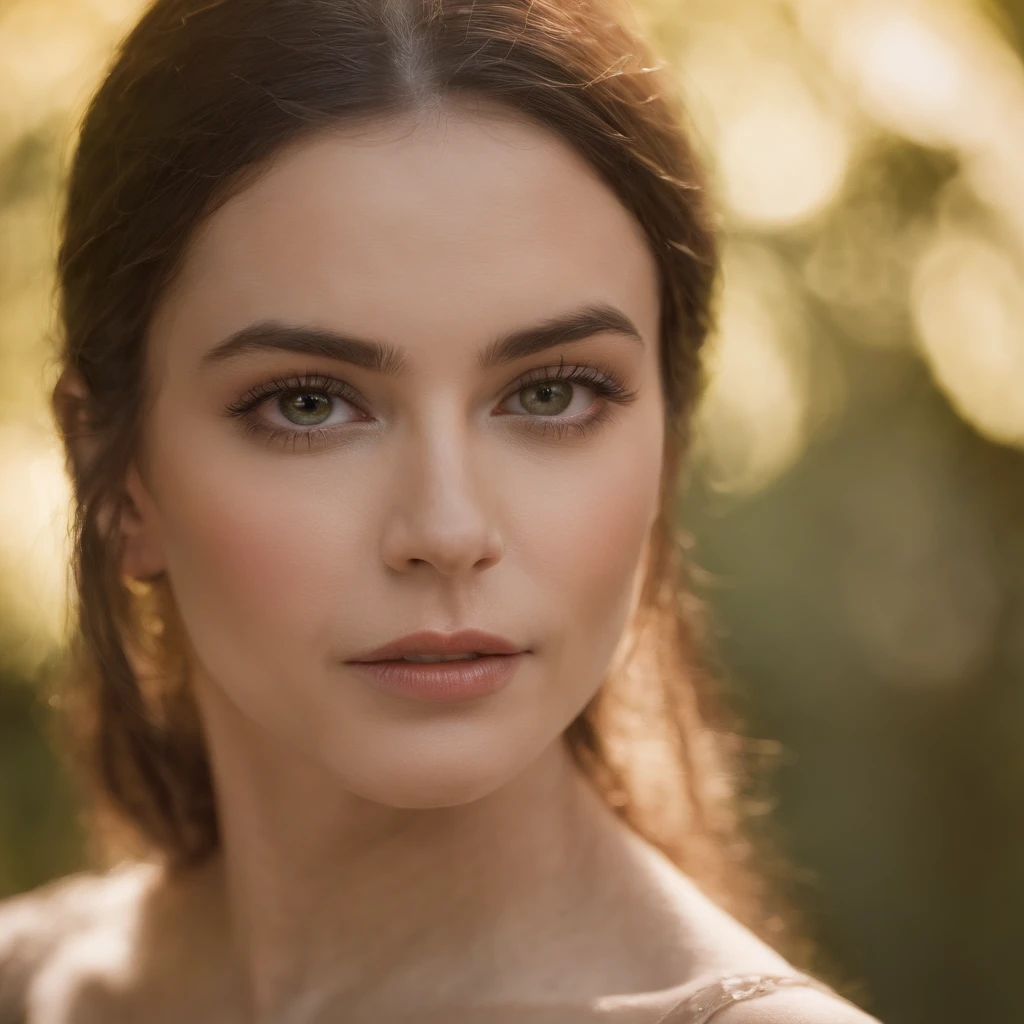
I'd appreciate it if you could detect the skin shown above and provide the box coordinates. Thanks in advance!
[0,95,879,1024]
[134,94,676,1017]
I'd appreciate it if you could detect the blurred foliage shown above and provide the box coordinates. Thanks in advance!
[2,1,1024,1022]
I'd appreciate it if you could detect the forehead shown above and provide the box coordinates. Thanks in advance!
[149,99,660,373]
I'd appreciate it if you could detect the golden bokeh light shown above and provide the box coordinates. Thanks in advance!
[716,65,851,228]
[0,0,125,135]
[0,424,74,675]
[695,244,820,496]
[796,0,1020,147]
[678,8,853,229]
[912,230,1024,448]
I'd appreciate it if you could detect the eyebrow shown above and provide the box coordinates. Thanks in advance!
[199,302,644,375]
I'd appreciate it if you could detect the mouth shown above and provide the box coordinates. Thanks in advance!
[345,652,527,702]
[363,652,491,664]
[346,628,526,663]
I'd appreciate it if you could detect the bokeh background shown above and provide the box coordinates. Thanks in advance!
[2,0,1023,1021]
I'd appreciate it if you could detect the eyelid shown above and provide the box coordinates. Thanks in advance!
[227,359,631,412]
[224,370,364,417]
[497,360,623,400]
[225,358,640,451]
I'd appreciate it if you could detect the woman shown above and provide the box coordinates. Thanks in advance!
[0,0,883,1021]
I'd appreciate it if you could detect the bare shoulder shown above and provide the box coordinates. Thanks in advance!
[707,984,884,1023]
[617,842,883,1024]
[0,861,164,1024]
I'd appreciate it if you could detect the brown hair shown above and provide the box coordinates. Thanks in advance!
[49,0,815,967]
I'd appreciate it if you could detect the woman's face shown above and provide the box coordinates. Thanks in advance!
[130,98,665,807]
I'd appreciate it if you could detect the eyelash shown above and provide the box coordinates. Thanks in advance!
[224,358,640,452]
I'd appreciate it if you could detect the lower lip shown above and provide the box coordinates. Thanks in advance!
[345,653,526,702]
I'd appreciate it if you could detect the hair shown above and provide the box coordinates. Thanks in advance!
[48,0,818,970]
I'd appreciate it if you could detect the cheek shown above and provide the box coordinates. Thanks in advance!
[149,436,361,692]
[565,472,655,618]
[519,425,664,679]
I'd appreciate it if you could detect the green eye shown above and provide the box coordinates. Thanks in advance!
[279,392,334,426]
[516,380,574,416]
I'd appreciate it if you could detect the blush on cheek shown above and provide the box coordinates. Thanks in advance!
[153,452,359,695]
[570,465,659,632]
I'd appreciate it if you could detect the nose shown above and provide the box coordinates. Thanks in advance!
[378,425,504,577]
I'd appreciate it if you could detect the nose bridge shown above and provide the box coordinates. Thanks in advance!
[379,404,502,575]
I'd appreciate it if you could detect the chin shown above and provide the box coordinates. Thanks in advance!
[315,725,533,809]
[340,765,513,810]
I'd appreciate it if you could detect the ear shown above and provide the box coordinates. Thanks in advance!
[119,462,168,583]
[54,368,167,583]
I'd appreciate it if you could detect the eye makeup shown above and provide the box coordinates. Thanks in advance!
[223,357,640,453]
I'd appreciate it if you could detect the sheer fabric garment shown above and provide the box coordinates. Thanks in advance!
[649,972,859,1024]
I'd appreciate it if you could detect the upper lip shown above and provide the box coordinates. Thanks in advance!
[347,628,526,662]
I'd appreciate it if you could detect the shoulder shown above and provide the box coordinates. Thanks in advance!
[626,855,884,1023]
[699,984,884,1024]
[0,861,163,1024]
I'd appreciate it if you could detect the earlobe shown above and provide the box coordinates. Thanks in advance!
[119,464,168,583]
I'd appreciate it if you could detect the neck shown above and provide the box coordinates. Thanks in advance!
[191,669,651,1023]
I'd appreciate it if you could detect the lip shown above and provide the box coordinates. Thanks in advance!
[346,628,526,663]
[346,653,526,703]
